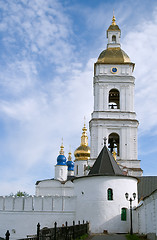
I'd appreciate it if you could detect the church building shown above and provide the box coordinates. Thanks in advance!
[0,15,157,240]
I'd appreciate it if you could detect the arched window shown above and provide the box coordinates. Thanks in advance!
[107,188,113,200]
[108,89,120,109]
[121,208,127,221]
[112,35,116,43]
[108,133,120,156]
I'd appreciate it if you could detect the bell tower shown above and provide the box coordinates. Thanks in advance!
[89,15,143,176]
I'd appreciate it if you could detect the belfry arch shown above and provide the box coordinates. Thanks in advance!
[108,133,120,156]
[108,89,120,109]
[112,35,116,43]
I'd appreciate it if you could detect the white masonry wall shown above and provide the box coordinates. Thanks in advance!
[136,190,157,238]
[74,175,138,234]
[35,179,74,197]
[0,195,76,240]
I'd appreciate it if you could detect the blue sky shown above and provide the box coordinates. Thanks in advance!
[0,0,157,195]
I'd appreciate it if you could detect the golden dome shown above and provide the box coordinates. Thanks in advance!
[74,123,90,161]
[96,47,131,64]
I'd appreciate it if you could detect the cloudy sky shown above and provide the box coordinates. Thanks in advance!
[0,0,157,195]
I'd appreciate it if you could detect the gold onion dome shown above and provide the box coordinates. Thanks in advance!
[74,123,90,161]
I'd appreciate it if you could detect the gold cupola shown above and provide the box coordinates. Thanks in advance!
[107,14,121,36]
[74,123,90,161]
[95,14,134,67]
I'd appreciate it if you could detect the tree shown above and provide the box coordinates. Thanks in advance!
[9,191,30,197]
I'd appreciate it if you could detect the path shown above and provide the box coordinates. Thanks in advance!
[89,234,127,240]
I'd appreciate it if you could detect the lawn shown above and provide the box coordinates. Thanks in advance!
[126,234,147,240]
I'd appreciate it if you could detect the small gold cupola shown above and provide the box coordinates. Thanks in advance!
[107,14,121,35]
[59,138,64,155]
[74,123,90,161]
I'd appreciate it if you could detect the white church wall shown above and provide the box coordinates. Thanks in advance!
[0,196,76,212]
[74,160,87,177]
[136,190,157,238]
[0,211,75,240]
[74,175,137,234]
[89,119,138,162]
[55,165,68,181]
[0,196,76,240]
[35,179,74,197]
[95,64,134,77]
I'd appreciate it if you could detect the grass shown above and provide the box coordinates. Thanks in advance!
[126,234,147,240]
[76,234,89,240]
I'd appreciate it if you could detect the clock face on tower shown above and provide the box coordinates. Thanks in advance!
[111,67,118,74]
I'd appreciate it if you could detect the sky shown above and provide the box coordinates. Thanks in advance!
[0,0,157,195]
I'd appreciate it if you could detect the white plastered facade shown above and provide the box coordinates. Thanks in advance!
[74,160,88,177]
[74,175,138,233]
[136,190,157,238]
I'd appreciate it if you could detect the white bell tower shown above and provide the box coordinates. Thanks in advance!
[89,15,143,176]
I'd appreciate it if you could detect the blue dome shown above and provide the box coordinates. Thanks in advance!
[67,160,74,171]
[57,154,67,166]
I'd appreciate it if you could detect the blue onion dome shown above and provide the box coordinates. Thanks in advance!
[57,142,67,166]
[67,151,74,171]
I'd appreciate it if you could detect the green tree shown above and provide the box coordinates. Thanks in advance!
[9,191,30,197]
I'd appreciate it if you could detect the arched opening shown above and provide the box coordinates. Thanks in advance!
[121,208,127,221]
[108,133,120,156]
[112,35,116,43]
[107,188,113,200]
[108,89,120,109]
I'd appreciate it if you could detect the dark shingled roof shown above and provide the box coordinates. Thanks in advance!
[89,145,124,176]
[138,176,157,200]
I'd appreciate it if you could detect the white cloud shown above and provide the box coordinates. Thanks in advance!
[0,0,75,68]
[0,54,94,195]
[122,8,157,134]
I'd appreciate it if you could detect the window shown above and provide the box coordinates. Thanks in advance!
[112,35,116,43]
[108,133,120,156]
[121,208,127,221]
[60,169,63,176]
[76,165,78,175]
[108,89,120,109]
[84,165,86,171]
[107,188,113,200]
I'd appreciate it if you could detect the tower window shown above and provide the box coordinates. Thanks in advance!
[107,188,113,200]
[109,89,120,109]
[112,35,116,43]
[121,208,127,221]
[108,133,120,156]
